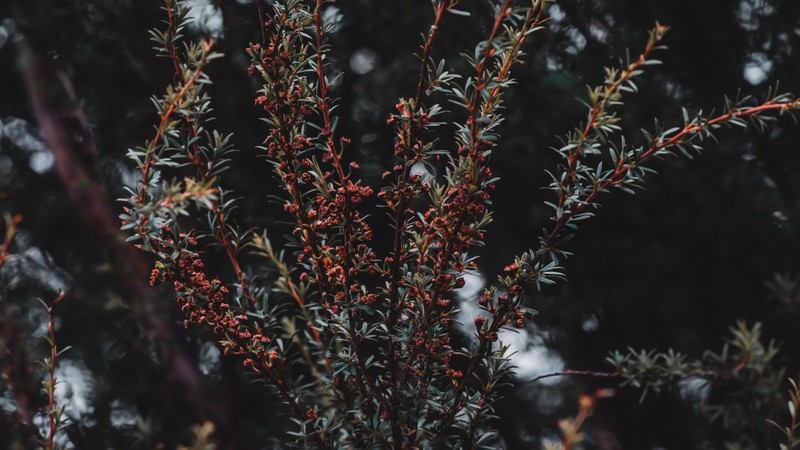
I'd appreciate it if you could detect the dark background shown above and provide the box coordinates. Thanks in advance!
[1,0,800,448]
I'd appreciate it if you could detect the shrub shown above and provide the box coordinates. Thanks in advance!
[116,0,800,448]
[0,0,800,449]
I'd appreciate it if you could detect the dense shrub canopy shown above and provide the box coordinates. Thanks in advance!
[1,0,800,449]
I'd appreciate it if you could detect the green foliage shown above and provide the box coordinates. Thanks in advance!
[33,292,69,450]
[767,378,800,450]
[607,321,789,449]
[1,0,799,448]
[116,0,800,448]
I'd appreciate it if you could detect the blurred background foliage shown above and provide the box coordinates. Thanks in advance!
[1,0,799,448]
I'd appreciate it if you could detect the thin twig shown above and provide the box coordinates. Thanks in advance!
[45,291,65,450]
[528,369,618,384]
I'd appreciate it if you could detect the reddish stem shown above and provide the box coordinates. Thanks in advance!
[45,291,65,450]
[559,25,666,208]
[545,101,796,248]
[528,369,618,384]
[137,40,215,204]
[399,1,547,390]
[0,214,21,270]
[384,2,455,445]
[467,0,513,147]
[311,6,379,410]
[165,0,184,83]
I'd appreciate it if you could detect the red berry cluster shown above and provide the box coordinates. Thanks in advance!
[147,230,273,370]
[477,288,538,334]
[247,12,379,318]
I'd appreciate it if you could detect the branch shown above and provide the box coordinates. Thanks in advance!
[528,368,618,384]
[43,291,66,450]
